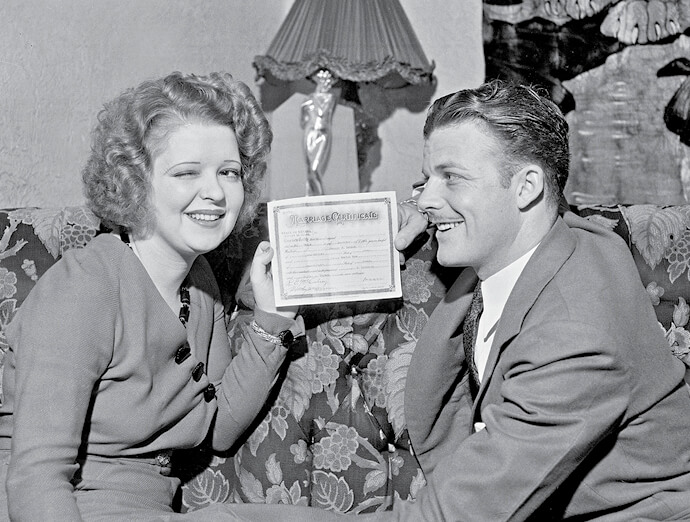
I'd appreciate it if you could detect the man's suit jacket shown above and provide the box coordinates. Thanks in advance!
[395,213,690,521]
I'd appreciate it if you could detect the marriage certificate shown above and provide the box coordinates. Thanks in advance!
[267,192,402,306]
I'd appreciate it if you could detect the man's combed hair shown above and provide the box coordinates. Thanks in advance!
[82,71,272,233]
[423,79,570,207]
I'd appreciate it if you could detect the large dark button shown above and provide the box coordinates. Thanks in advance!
[175,342,191,364]
[204,384,216,402]
[192,362,205,382]
[279,330,294,347]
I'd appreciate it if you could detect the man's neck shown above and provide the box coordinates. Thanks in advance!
[476,208,557,280]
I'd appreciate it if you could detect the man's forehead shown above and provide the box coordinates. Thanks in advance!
[423,123,496,161]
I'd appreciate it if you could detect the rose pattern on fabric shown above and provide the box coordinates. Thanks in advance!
[20,259,37,282]
[306,340,341,395]
[290,440,309,464]
[0,268,17,299]
[360,354,388,409]
[313,424,360,472]
[646,281,665,305]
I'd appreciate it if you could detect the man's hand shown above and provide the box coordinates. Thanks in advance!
[396,200,430,263]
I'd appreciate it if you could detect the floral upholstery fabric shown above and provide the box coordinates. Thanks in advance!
[179,237,458,514]
[2,204,690,516]
[177,206,459,513]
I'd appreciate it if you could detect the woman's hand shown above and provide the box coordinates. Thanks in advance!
[250,241,297,319]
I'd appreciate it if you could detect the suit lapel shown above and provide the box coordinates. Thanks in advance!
[405,266,478,453]
[474,217,577,408]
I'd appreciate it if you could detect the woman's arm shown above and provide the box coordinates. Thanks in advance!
[211,308,303,450]
[208,241,303,450]
[5,254,113,521]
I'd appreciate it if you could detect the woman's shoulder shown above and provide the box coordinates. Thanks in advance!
[62,233,129,269]
[7,234,129,342]
[34,234,130,295]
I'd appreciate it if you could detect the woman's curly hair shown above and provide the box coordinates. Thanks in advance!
[82,71,272,234]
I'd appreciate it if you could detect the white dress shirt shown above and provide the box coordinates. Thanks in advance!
[475,244,539,381]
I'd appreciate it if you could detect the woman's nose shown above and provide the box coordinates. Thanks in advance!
[200,172,224,201]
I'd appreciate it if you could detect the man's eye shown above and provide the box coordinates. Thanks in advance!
[443,172,459,182]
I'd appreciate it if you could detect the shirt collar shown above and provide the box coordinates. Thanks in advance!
[480,243,540,325]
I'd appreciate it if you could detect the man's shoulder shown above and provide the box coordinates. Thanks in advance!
[562,211,629,253]
[533,214,649,324]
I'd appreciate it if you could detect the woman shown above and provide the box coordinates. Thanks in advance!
[0,71,302,520]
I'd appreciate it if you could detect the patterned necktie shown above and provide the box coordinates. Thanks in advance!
[463,282,483,398]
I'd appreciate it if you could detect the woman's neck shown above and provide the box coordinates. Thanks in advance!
[128,238,195,313]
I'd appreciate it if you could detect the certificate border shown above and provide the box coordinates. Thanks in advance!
[271,195,398,302]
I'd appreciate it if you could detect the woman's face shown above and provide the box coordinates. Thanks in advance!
[146,122,244,261]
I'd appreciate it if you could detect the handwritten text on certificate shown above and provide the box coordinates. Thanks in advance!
[268,192,402,306]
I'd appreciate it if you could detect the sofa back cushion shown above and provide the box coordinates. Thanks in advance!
[0,207,100,402]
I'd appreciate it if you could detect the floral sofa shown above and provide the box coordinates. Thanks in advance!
[1,203,689,516]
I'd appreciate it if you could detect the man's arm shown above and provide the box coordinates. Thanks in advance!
[389,319,629,521]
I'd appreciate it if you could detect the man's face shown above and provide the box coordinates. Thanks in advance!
[418,122,522,279]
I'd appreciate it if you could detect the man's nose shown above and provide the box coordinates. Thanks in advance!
[417,178,441,214]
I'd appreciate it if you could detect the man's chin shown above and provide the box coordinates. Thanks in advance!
[435,251,467,268]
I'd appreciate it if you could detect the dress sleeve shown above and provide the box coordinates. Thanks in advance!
[4,250,116,522]
[211,308,304,451]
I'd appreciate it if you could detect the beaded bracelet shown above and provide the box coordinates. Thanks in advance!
[250,320,295,348]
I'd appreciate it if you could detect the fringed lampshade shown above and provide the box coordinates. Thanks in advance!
[255,0,434,197]
[253,0,435,89]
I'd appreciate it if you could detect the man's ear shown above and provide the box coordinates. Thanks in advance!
[514,165,544,210]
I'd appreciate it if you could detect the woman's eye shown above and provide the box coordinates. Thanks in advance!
[174,171,197,178]
[219,169,241,179]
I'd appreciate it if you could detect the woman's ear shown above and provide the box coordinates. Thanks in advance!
[514,165,545,210]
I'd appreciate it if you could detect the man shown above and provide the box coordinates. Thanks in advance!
[387,79,690,520]
[216,80,690,521]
